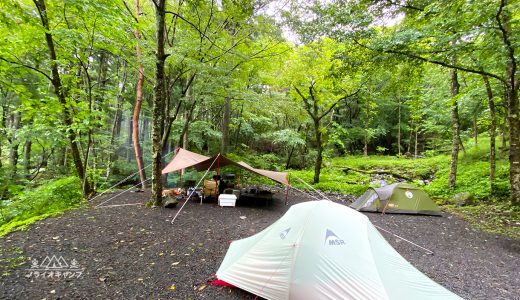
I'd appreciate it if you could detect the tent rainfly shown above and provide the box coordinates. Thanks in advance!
[350,183,442,216]
[214,200,462,300]
[161,148,289,186]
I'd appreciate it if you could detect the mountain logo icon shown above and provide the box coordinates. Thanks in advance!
[40,255,69,269]
[280,228,291,240]
[324,229,345,246]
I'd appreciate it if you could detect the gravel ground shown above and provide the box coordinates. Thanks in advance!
[0,189,518,300]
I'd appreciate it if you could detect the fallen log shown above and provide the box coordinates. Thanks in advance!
[340,166,413,181]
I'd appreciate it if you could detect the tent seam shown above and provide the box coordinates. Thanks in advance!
[365,221,391,300]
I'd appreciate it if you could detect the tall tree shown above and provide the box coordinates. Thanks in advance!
[32,0,92,196]
[150,0,167,206]
[131,0,147,189]
[287,39,361,183]
[448,67,461,188]
[482,73,497,190]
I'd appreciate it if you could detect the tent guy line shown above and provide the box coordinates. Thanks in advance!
[374,225,434,255]
[292,177,435,255]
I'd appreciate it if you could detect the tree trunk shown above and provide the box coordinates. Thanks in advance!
[177,100,197,147]
[24,140,32,179]
[234,103,244,147]
[414,126,419,158]
[500,120,507,159]
[473,115,478,146]
[407,122,413,154]
[33,0,92,196]
[96,51,108,102]
[285,125,302,169]
[107,60,127,177]
[221,96,231,155]
[150,0,167,206]
[8,112,21,179]
[507,84,520,206]
[58,147,66,170]
[448,67,460,189]
[132,0,147,189]
[397,97,401,156]
[363,98,369,156]
[313,119,322,184]
[498,0,520,206]
[0,103,7,168]
[482,74,497,191]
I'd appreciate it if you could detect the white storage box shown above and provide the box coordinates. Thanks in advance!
[218,194,237,207]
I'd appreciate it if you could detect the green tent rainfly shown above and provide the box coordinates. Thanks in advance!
[350,183,442,216]
[214,200,461,300]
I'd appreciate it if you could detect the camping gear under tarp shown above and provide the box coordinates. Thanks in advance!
[350,183,442,216]
[161,148,289,186]
[214,200,461,300]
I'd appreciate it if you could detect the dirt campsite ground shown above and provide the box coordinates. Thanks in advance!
[0,189,519,300]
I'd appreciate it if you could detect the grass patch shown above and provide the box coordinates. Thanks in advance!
[0,176,84,237]
[0,246,25,276]
[289,137,517,238]
[446,204,520,239]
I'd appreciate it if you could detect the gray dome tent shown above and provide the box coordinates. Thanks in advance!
[350,183,442,216]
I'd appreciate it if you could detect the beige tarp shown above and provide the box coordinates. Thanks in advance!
[161,148,290,186]
[161,148,210,174]
[236,161,289,187]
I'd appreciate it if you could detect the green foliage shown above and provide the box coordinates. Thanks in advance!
[0,176,83,236]
[291,137,510,206]
[288,168,370,196]
[425,138,510,203]
[446,204,520,239]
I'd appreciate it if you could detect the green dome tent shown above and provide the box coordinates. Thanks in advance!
[214,200,461,300]
[350,183,442,216]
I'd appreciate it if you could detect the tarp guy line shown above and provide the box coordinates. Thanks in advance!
[89,149,176,203]
[95,177,152,208]
[96,203,143,208]
[170,155,219,225]
[290,185,322,201]
[294,175,330,200]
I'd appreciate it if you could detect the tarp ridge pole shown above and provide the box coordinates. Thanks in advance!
[171,155,219,225]
[374,225,434,255]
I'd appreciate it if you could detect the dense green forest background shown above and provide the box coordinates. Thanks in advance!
[0,1,518,235]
